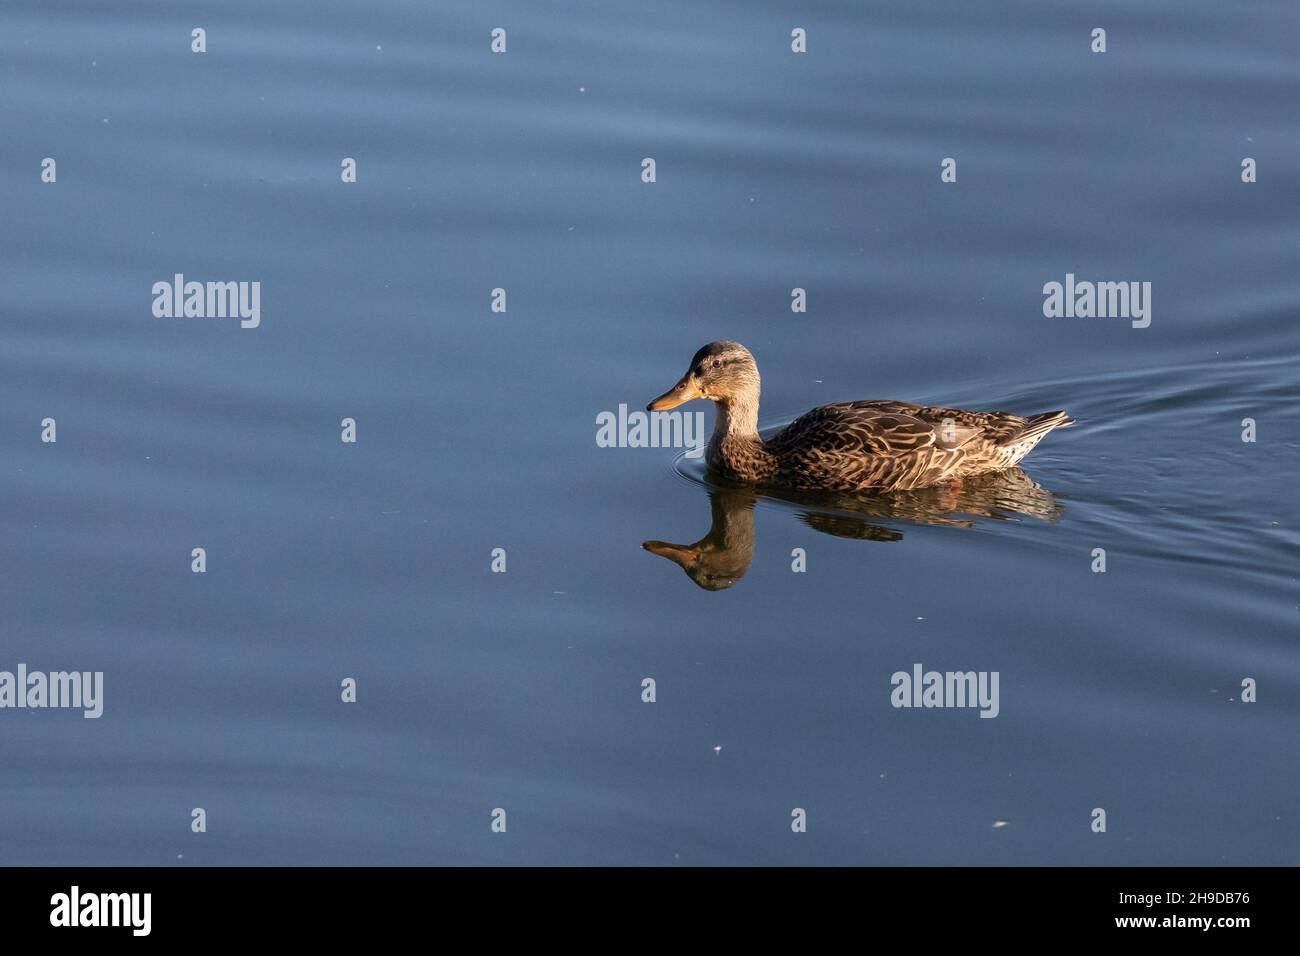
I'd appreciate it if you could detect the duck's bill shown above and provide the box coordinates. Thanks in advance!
[647,377,701,411]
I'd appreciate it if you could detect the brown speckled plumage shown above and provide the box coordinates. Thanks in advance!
[648,342,1074,493]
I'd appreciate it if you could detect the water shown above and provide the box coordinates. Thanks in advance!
[2,0,1297,865]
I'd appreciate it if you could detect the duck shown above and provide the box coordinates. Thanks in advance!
[646,341,1074,493]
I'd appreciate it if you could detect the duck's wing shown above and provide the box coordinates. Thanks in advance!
[769,404,974,490]
[773,404,978,453]
[835,400,1031,444]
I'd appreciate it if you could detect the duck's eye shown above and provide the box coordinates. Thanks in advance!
[711,359,722,369]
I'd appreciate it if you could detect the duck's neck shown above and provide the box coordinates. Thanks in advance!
[714,392,760,444]
[708,391,773,480]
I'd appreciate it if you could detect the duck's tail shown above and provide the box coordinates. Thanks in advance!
[1004,410,1074,445]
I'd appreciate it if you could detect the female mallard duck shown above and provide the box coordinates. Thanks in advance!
[647,341,1073,493]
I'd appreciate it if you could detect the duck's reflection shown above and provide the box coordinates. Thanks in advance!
[643,468,1064,591]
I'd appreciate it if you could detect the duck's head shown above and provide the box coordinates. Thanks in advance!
[647,341,760,411]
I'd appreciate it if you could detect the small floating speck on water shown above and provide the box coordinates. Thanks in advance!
[992,820,1009,828]
[712,745,722,754]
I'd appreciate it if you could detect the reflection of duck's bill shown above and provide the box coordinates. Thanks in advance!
[642,540,695,563]
[647,376,701,411]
